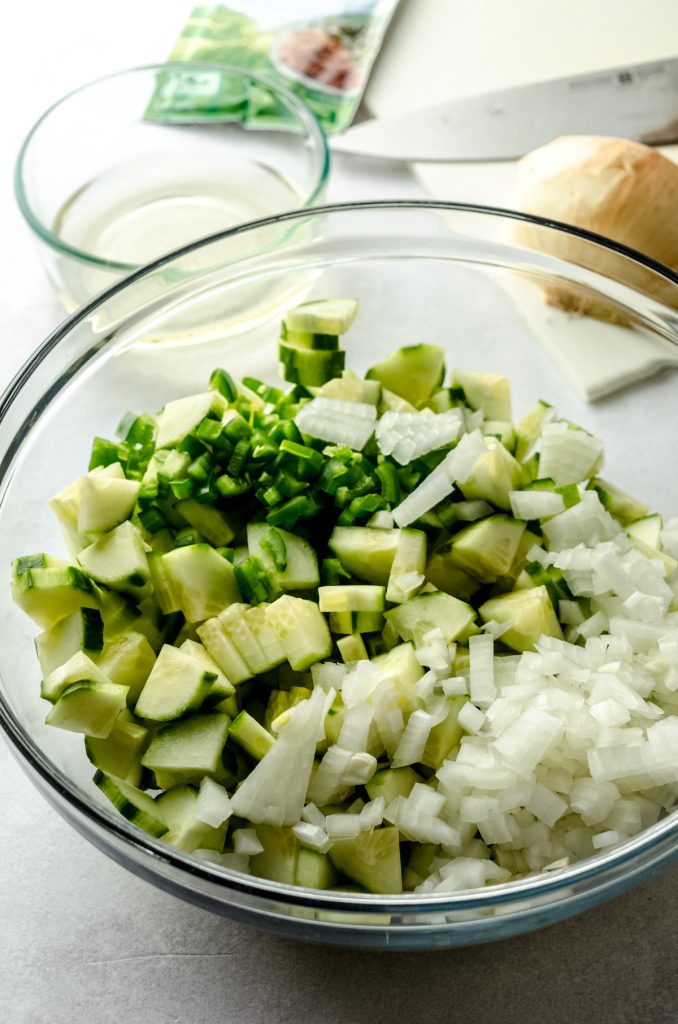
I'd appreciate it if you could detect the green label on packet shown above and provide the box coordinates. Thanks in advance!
[146,1,399,132]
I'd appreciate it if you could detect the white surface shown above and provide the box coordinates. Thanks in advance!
[2,4,678,1023]
[366,0,678,400]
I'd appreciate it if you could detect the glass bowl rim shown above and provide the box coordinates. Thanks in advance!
[2,198,678,916]
[14,60,331,273]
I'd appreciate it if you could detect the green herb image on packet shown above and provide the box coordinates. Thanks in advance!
[146,1,399,133]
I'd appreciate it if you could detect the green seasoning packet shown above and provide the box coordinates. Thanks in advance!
[147,1,399,133]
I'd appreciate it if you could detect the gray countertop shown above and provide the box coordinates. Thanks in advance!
[4,742,678,1024]
[2,4,678,1022]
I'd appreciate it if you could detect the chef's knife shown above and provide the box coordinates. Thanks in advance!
[331,57,678,162]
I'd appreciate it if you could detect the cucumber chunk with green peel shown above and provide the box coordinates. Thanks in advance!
[329,827,403,894]
[279,343,346,387]
[626,514,662,550]
[366,345,445,409]
[229,710,275,760]
[155,391,226,450]
[365,766,423,804]
[46,679,128,738]
[421,695,469,768]
[219,603,284,675]
[515,400,553,461]
[247,523,319,591]
[265,596,332,671]
[479,585,563,652]
[295,847,340,889]
[175,500,234,547]
[280,326,340,350]
[41,650,113,703]
[386,529,427,604]
[451,369,512,421]
[590,477,649,526]
[96,631,158,705]
[134,644,216,721]
[141,712,231,784]
[459,440,522,511]
[179,639,235,699]
[49,463,126,556]
[318,585,386,613]
[12,561,98,629]
[197,614,252,684]
[148,544,241,622]
[154,784,228,853]
[86,714,148,786]
[286,298,358,336]
[483,420,517,453]
[328,526,401,585]
[251,825,299,884]
[36,607,104,677]
[385,593,476,646]
[425,543,482,601]
[77,473,141,538]
[94,771,167,837]
[449,515,526,584]
[77,521,150,596]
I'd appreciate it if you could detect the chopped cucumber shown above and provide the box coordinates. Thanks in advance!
[479,585,563,652]
[135,644,216,721]
[46,679,128,738]
[229,711,275,760]
[366,766,422,804]
[459,439,522,510]
[449,515,526,584]
[329,827,403,894]
[155,391,226,449]
[386,528,426,604]
[385,592,476,646]
[328,526,400,585]
[141,712,231,784]
[285,298,358,335]
[77,521,150,596]
[626,514,662,550]
[247,523,319,591]
[265,596,332,671]
[148,544,240,622]
[318,585,386,613]
[421,695,469,768]
[78,473,140,538]
[12,561,98,629]
[279,343,345,387]
[154,784,228,853]
[451,369,511,421]
[176,500,235,547]
[36,607,104,677]
[96,631,157,705]
[197,614,253,685]
[366,345,445,409]
[86,714,148,786]
[41,650,113,703]
[94,771,167,837]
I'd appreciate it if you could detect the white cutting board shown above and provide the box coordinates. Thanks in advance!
[364,0,678,400]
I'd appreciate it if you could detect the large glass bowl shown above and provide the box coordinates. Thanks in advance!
[2,201,678,950]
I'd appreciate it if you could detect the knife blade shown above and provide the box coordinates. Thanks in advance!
[331,58,678,162]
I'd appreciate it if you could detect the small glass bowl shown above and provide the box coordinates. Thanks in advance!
[15,63,329,311]
[2,202,678,949]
